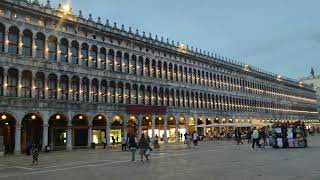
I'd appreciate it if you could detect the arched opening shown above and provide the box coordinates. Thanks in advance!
[118,82,124,104]
[0,23,5,52]
[123,53,129,73]
[110,81,116,103]
[71,76,80,101]
[101,80,108,103]
[154,116,165,142]
[8,26,19,54]
[145,58,150,77]
[197,118,204,135]
[35,72,45,99]
[35,33,45,59]
[72,114,88,147]
[92,114,106,145]
[188,116,196,133]
[91,46,98,68]
[60,75,69,100]
[60,38,69,63]
[167,116,176,142]
[138,56,143,75]
[125,83,131,104]
[7,68,18,97]
[48,113,67,150]
[21,70,32,98]
[71,41,79,64]
[127,115,137,137]
[108,49,115,71]
[82,77,89,102]
[130,55,137,74]
[48,36,57,61]
[48,73,57,99]
[110,115,123,144]
[116,51,122,72]
[178,116,186,141]
[22,29,33,57]
[21,113,43,153]
[152,60,156,78]
[0,113,16,154]
[81,43,89,66]
[132,84,138,104]
[157,61,162,78]
[142,116,151,137]
[92,79,99,102]
[100,48,106,69]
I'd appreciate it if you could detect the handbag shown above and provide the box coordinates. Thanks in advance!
[145,148,151,156]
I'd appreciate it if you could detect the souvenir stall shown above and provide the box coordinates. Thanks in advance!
[271,121,307,148]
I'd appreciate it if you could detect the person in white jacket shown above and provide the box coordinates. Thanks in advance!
[251,127,260,149]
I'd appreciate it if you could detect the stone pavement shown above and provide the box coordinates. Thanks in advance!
[0,136,320,180]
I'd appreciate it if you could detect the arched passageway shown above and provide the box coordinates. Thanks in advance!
[127,115,137,137]
[49,114,68,150]
[92,115,107,145]
[72,114,88,148]
[21,113,43,153]
[0,113,16,154]
[110,115,123,144]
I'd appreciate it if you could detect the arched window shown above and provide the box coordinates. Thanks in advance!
[92,79,99,102]
[81,43,89,66]
[22,30,32,57]
[169,63,173,80]
[35,72,45,99]
[82,77,89,101]
[125,83,131,104]
[101,80,108,103]
[48,36,57,61]
[7,68,18,97]
[48,74,57,99]
[157,61,162,78]
[159,88,164,106]
[138,56,144,76]
[130,55,137,74]
[91,46,98,68]
[35,33,45,59]
[116,51,122,72]
[139,85,145,104]
[21,71,32,98]
[8,26,19,54]
[146,86,151,105]
[152,87,158,105]
[123,53,129,73]
[108,49,115,71]
[60,38,68,63]
[145,58,150,77]
[71,77,79,101]
[110,81,116,103]
[60,75,69,100]
[71,41,79,65]
[163,62,168,79]
[152,60,156,78]
[100,48,106,70]
[132,84,138,104]
[0,23,4,52]
[118,82,124,104]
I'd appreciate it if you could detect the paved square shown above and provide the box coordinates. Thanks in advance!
[0,136,320,180]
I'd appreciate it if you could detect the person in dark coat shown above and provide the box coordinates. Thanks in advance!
[138,134,150,162]
[32,144,39,165]
[128,134,137,162]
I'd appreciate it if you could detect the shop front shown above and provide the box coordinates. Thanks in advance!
[0,113,15,154]
[49,114,67,150]
[72,114,88,148]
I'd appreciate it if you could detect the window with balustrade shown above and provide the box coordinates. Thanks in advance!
[22,30,32,57]
[8,26,19,54]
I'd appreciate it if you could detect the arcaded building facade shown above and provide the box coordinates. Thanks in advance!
[0,0,318,154]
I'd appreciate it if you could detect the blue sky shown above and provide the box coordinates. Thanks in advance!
[41,0,320,79]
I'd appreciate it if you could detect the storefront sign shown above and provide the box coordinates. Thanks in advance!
[127,105,167,115]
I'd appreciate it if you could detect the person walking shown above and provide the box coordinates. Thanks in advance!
[112,136,116,149]
[128,134,137,162]
[192,131,199,148]
[102,137,107,149]
[235,128,243,145]
[121,135,127,151]
[116,135,119,144]
[186,132,192,149]
[31,144,39,165]
[251,127,260,149]
[246,130,252,144]
[138,134,150,162]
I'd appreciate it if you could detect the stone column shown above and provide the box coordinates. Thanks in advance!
[57,41,61,63]
[44,39,48,60]
[15,124,21,154]
[151,115,155,140]
[79,76,83,101]
[163,114,168,143]
[18,33,23,55]
[67,45,72,64]
[31,72,36,98]
[175,116,179,143]
[4,30,8,53]
[32,37,36,58]
[122,114,128,139]
[17,71,22,97]
[88,125,92,147]
[42,124,49,150]
[138,114,143,139]
[3,67,7,96]
[66,123,73,151]
[57,75,61,100]
[44,73,48,99]
[89,79,93,102]
[106,118,111,146]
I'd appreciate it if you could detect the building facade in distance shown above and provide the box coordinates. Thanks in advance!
[0,0,318,154]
